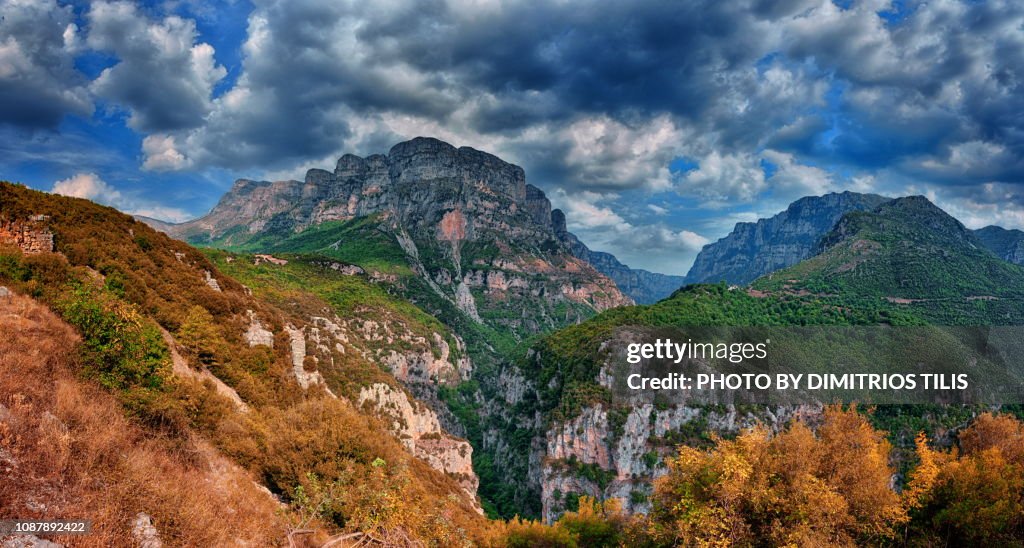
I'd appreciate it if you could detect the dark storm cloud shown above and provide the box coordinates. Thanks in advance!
[160,0,831,181]
[345,0,808,135]
[6,0,1024,272]
[0,0,92,129]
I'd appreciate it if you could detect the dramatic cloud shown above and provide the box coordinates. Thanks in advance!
[678,151,767,206]
[4,0,1024,273]
[52,172,122,203]
[86,1,227,132]
[124,1,1024,208]
[761,149,834,198]
[0,0,92,129]
[142,134,191,171]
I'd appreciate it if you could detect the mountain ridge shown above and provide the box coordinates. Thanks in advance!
[685,190,892,285]
[147,136,683,304]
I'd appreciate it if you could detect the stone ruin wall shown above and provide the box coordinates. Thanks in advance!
[0,215,55,254]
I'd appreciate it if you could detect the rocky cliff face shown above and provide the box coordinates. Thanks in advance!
[161,137,632,336]
[531,334,824,522]
[359,382,479,507]
[537,400,820,522]
[974,225,1024,265]
[685,191,891,285]
[552,209,685,304]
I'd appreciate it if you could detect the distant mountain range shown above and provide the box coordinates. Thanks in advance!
[686,191,1024,285]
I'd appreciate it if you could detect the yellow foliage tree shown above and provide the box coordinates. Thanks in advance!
[177,305,222,367]
[906,412,1024,544]
[647,405,907,547]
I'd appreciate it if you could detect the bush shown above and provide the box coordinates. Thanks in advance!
[647,405,907,546]
[57,285,171,391]
[906,413,1024,544]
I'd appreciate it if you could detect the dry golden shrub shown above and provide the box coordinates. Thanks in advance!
[0,292,286,546]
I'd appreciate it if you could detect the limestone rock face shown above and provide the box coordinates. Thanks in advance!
[538,399,821,522]
[358,383,480,508]
[284,325,328,391]
[243,310,274,348]
[685,191,891,285]
[203,270,221,292]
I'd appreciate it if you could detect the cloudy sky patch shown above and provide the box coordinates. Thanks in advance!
[2,0,1023,274]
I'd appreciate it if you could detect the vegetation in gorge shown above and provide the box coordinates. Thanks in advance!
[505,407,1024,547]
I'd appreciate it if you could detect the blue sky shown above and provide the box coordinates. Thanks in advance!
[2,0,1023,275]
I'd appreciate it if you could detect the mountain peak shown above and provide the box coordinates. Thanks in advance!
[871,194,977,245]
[974,225,1024,265]
[686,190,891,285]
[756,192,1024,302]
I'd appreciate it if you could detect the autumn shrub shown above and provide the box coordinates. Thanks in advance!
[644,405,907,547]
[502,517,579,547]
[555,496,626,546]
[176,304,224,367]
[56,284,171,392]
[906,412,1024,544]
[216,396,486,545]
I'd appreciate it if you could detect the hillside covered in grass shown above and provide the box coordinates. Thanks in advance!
[0,181,492,544]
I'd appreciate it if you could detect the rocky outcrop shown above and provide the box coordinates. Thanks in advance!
[0,216,54,254]
[284,325,329,391]
[203,270,221,292]
[685,191,891,285]
[974,225,1024,265]
[131,513,162,548]
[358,383,480,507]
[243,310,274,348]
[352,318,471,385]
